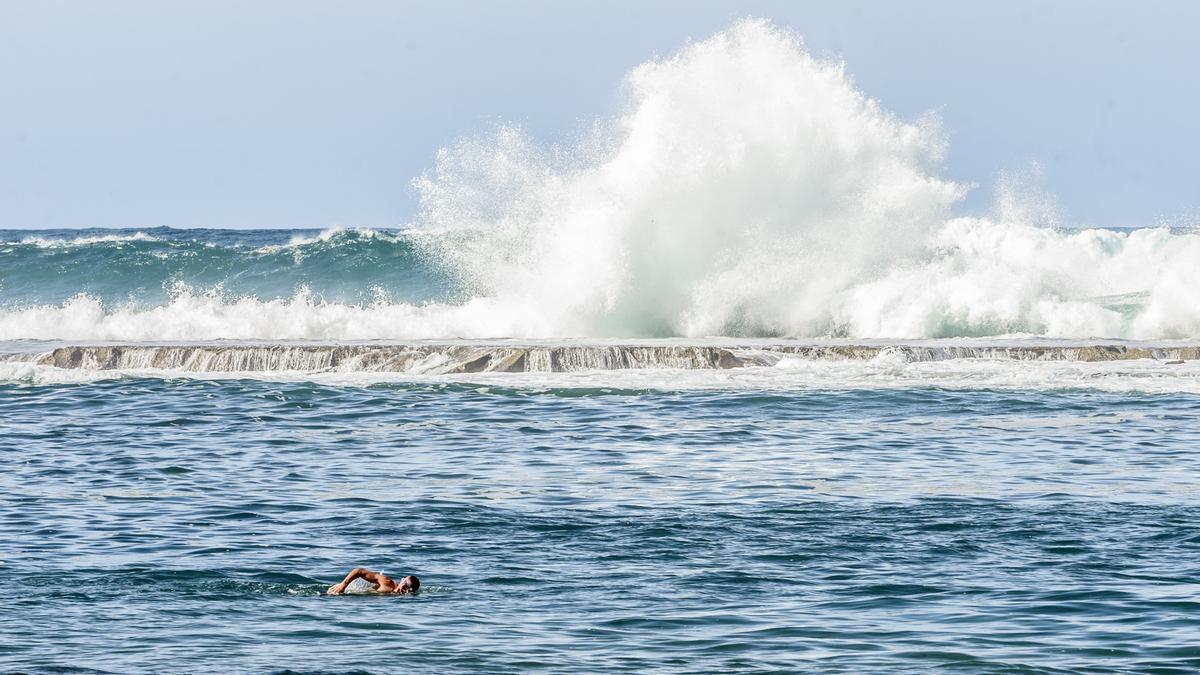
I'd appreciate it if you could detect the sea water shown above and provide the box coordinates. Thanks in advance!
[3,377,1199,672]
[2,19,1200,673]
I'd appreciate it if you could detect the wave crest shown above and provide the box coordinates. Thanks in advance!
[4,21,1200,341]
[13,231,163,248]
[413,19,963,337]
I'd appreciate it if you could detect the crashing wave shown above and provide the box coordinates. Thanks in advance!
[3,21,1200,340]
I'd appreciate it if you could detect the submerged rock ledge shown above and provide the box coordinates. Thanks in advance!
[7,343,1200,374]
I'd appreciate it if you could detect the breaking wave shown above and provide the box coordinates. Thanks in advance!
[3,20,1200,341]
[14,231,163,248]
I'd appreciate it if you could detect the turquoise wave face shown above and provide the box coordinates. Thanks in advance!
[0,227,458,307]
[1,224,1197,341]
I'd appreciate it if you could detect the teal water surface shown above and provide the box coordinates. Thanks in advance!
[2,379,1199,673]
[0,227,454,307]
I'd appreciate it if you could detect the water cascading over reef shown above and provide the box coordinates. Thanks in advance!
[3,341,1197,376]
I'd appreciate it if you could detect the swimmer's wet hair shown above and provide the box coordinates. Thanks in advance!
[404,575,420,592]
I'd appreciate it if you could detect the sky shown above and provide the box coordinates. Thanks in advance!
[1,0,1197,229]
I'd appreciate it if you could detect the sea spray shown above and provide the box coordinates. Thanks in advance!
[3,20,1200,340]
[413,19,963,337]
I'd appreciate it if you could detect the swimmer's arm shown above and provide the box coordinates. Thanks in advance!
[326,567,385,595]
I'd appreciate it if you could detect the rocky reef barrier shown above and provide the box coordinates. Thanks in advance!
[3,342,1198,375]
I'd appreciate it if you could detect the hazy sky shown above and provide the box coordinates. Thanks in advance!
[2,0,1197,229]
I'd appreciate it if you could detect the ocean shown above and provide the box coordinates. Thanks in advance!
[2,227,1198,673]
[3,19,1200,673]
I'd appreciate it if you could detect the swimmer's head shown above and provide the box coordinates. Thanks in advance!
[398,575,420,594]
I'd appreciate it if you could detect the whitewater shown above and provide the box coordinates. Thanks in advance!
[2,20,1198,344]
[7,18,1200,674]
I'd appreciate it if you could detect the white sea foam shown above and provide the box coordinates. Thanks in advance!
[252,226,399,253]
[402,20,1200,341]
[0,289,532,341]
[5,20,1200,341]
[15,231,162,248]
[5,356,1200,395]
[0,362,113,385]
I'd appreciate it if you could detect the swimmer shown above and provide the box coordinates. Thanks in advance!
[326,567,420,595]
